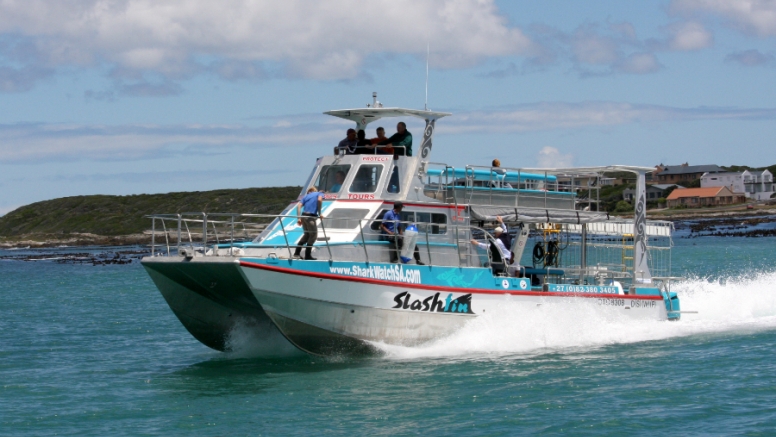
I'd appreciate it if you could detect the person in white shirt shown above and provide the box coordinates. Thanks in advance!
[470,226,511,272]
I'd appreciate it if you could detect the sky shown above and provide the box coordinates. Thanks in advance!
[1,0,775,216]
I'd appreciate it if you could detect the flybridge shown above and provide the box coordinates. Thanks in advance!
[324,92,451,131]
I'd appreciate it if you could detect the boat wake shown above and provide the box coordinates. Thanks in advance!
[376,270,776,360]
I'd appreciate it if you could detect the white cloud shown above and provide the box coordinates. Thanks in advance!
[672,0,776,37]
[4,102,775,163]
[667,21,713,50]
[536,146,574,168]
[0,0,532,84]
[444,102,776,134]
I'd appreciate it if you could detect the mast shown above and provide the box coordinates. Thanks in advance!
[632,170,652,286]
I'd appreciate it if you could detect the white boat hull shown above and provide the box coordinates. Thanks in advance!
[239,259,670,356]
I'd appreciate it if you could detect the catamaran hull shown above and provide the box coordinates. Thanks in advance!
[142,257,279,351]
[239,260,670,356]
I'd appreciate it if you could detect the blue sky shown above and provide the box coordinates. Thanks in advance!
[1,0,775,215]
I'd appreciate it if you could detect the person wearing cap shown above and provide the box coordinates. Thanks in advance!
[495,216,511,250]
[470,225,511,273]
[293,187,324,260]
[380,201,424,264]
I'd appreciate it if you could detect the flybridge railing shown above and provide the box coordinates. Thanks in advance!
[335,145,407,156]
[422,163,603,210]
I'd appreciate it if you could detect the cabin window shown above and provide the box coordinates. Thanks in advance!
[300,164,319,197]
[400,211,448,235]
[349,164,384,193]
[387,166,401,193]
[324,208,370,229]
[316,165,351,193]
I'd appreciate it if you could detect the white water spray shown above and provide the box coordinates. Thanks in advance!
[377,270,776,360]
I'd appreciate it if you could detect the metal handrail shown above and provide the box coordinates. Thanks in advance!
[143,209,672,285]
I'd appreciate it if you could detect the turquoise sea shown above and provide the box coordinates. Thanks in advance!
[2,234,776,436]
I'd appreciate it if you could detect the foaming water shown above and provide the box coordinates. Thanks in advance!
[378,270,776,360]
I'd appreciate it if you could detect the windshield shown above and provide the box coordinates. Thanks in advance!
[349,164,383,193]
[315,165,351,193]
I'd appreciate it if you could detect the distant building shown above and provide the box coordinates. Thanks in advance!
[623,184,682,202]
[655,163,724,183]
[742,170,774,201]
[701,170,774,200]
[700,172,746,194]
[666,186,745,208]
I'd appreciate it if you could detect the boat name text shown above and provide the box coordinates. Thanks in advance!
[392,291,475,314]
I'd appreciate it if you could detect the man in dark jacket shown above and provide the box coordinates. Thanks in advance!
[379,122,413,156]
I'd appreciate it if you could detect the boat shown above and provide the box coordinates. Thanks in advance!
[141,94,683,356]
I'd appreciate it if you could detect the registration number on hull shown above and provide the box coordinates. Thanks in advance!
[596,298,660,308]
[597,298,625,306]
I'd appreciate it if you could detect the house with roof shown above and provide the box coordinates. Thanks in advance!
[666,186,745,208]
[700,172,746,195]
[701,169,774,200]
[742,169,774,201]
[623,184,682,202]
[655,163,724,183]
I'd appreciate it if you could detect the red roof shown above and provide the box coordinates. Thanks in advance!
[666,187,728,200]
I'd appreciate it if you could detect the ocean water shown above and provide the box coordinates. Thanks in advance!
[2,237,776,436]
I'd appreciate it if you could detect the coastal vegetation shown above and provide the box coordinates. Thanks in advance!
[0,187,301,240]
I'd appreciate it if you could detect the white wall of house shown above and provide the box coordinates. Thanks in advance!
[743,170,775,200]
[701,172,747,197]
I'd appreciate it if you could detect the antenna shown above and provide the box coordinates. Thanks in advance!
[424,43,429,111]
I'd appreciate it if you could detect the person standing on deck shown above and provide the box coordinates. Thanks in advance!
[294,187,324,260]
[380,202,424,265]
[379,122,412,156]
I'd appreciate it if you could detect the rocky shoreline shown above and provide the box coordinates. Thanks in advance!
[2,209,775,249]
[0,249,147,265]
[0,233,151,249]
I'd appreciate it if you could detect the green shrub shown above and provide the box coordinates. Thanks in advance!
[614,200,632,213]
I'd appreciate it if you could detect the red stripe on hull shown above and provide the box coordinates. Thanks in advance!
[239,261,664,300]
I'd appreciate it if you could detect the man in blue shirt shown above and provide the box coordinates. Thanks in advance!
[380,201,424,264]
[293,187,324,260]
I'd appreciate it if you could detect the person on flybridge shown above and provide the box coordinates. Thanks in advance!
[363,126,392,155]
[336,128,358,154]
[293,187,324,260]
[378,122,413,156]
